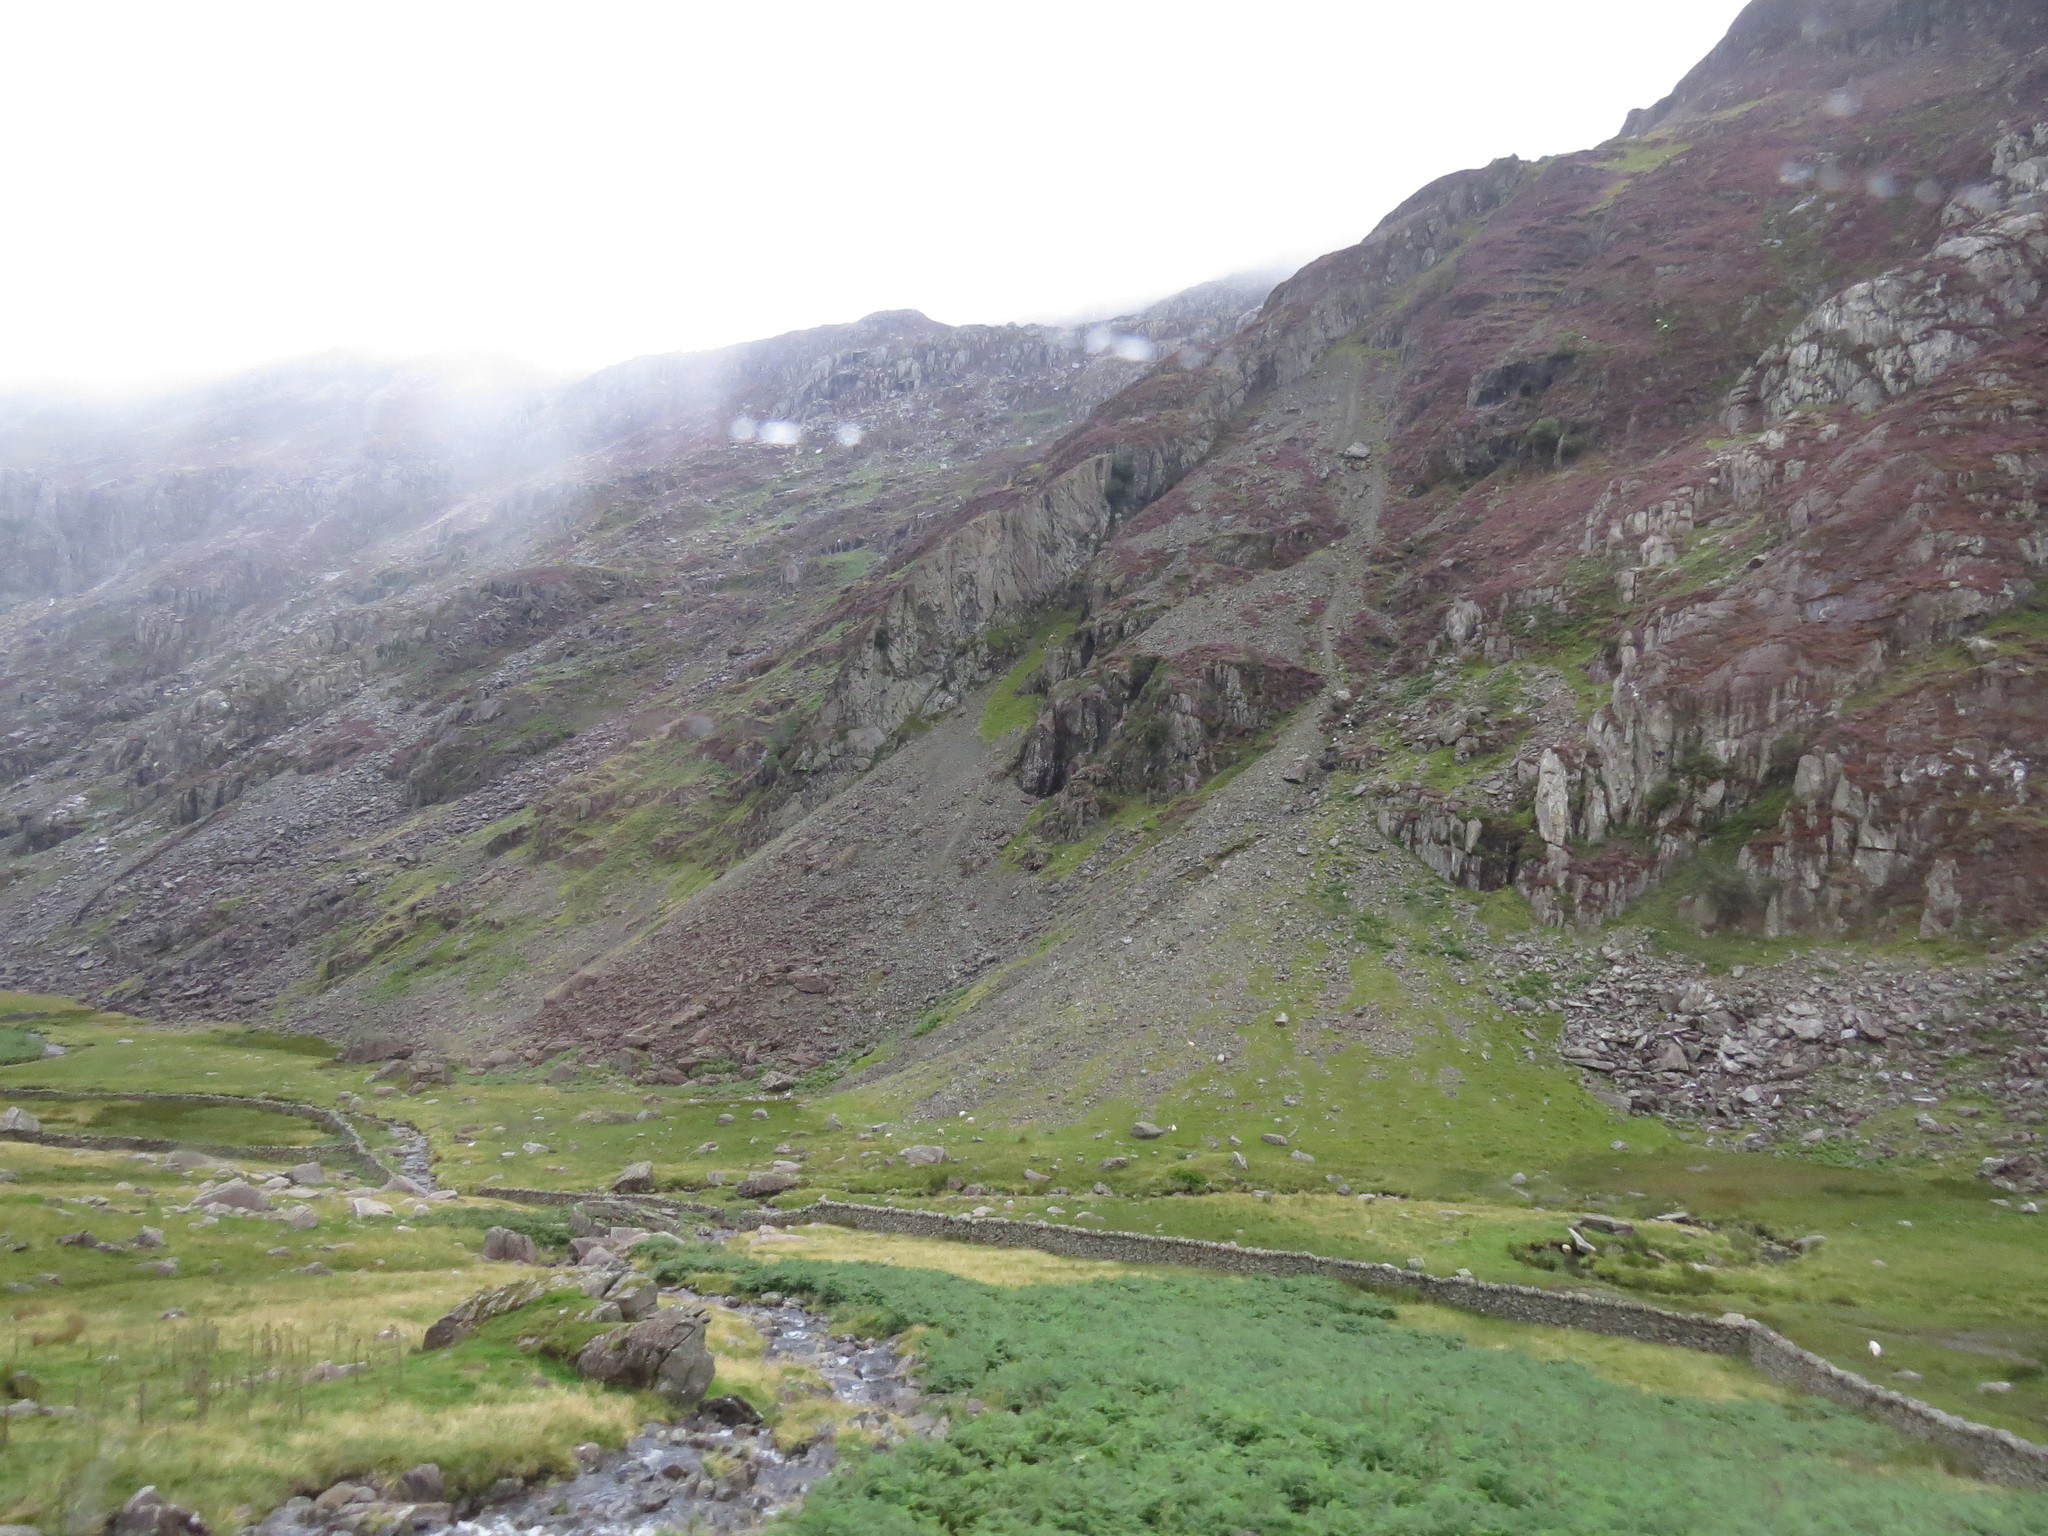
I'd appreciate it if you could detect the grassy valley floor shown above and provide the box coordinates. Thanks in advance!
[3,992,2048,1530]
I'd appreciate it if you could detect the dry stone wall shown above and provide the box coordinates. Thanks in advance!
[0,1086,391,1178]
[795,1199,2048,1489]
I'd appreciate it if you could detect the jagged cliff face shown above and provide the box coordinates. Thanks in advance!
[0,288,1265,1014]
[2,0,2046,1114]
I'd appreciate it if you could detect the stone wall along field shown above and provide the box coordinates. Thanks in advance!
[793,1199,2048,1489]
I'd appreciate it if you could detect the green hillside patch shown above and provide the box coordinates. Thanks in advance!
[977,608,1075,742]
[9,1095,331,1146]
[652,1250,2047,1536]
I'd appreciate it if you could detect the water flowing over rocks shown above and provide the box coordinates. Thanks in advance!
[257,1291,926,1536]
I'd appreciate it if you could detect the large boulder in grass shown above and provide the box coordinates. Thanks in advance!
[736,1170,799,1199]
[205,1181,271,1212]
[481,1226,540,1264]
[421,1277,550,1350]
[574,1306,715,1409]
[610,1161,656,1194]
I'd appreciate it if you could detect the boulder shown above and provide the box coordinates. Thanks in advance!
[133,1227,165,1250]
[1023,1169,1051,1184]
[570,1240,618,1268]
[1098,1156,1130,1172]
[1260,1133,1289,1147]
[311,1483,373,1514]
[481,1226,540,1264]
[347,1198,394,1219]
[610,1161,656,1194]
[381,1175,429,1198]
[162,1149,210,1171]
[1129,1122,1166,1140]
[568,1205,602,1238]
[338,1036,413,1064]
[285,1207,320,1230]
[105,1488,208,1536]
[736,1170,799,1199]
[422,1276,550,1350]
[1982,1152,2048,1193]
[0,1107,40,1133]
[398,1465,445,1503]
[574,1306,716,1408]
[759,1070,799,1091]
[901,1145,947,1166]
[609,1276,660,1321]
[206,1181,272,1212]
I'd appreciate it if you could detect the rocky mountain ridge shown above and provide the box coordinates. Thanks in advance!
[1,0,2046,1165]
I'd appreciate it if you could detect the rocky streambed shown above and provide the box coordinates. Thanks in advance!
[251,1290,930,1536]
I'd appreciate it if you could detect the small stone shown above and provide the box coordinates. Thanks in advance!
[1023,1169,1051,1184]
[1261,1133,1289,1147]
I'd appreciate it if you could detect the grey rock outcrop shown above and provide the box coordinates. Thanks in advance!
[421,1276,549,1351]
[574,1306,716,1409]
[105,1489,208,1536]
[1727,127,2048,429]
[481,1226,540,1264]
[610,1160,656,1194]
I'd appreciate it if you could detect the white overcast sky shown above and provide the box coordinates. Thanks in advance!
[0,1,1751,393]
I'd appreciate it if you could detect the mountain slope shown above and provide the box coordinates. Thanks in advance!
[1,0,2047,1177]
